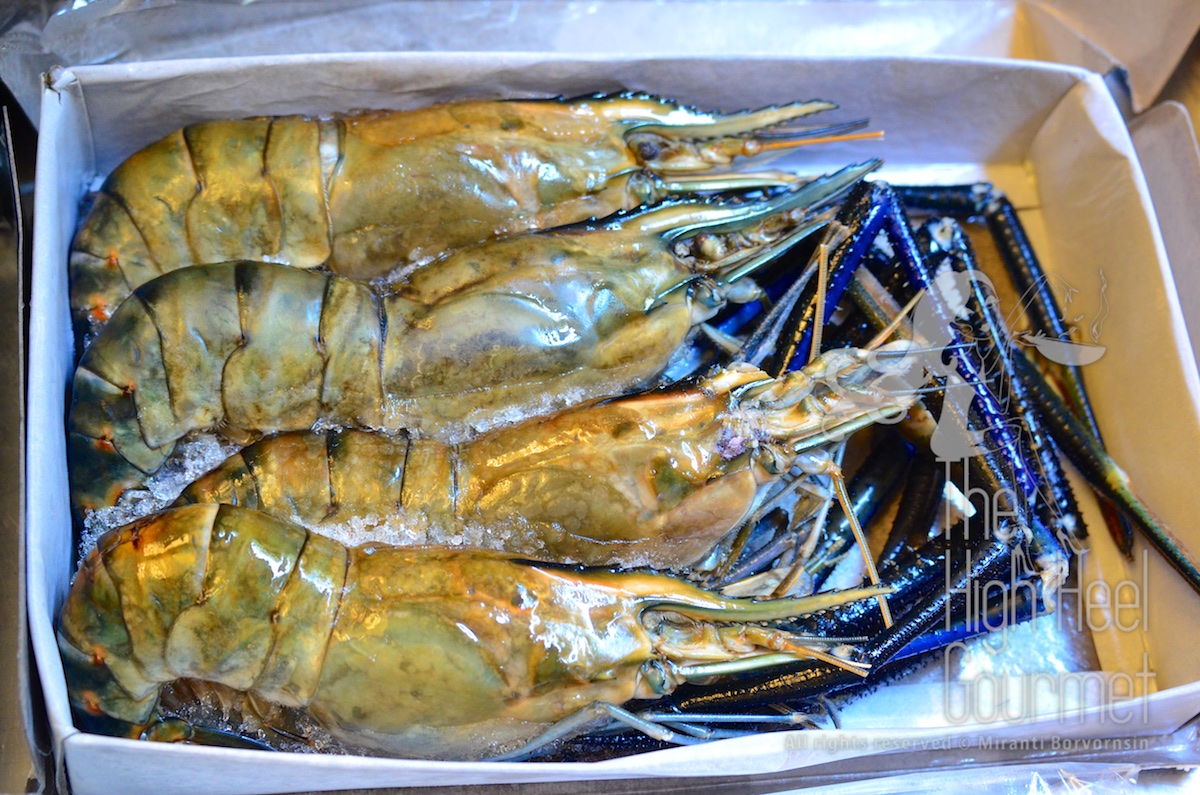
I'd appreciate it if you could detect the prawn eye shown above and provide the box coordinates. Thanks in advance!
[640,660,670,695]
[627,132,671,165]
[754,444,785,475]
[689,279,723,310]
[626,172,659,204]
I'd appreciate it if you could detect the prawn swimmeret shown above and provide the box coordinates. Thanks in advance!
[59,503,888,760]
[70,93,875,337]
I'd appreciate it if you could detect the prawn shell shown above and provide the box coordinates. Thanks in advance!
[454,388,758,567]
[67,235,692,514]
[183,121,282,264]
[318,277,385,428]
[240,432,335,522]
[261,117,333,268]
[75,297,175,450]
[99,506,217,684]
[104,130,196,273]
[307,545,652,754]
[138,264,241,432]
[163,505,307,691]
[58,505,349,720]
[326,430,408,519]
[252,531,348,707]
[378,230,693,428]
[176,451,260,511]
[178,430,411,526]
[68,369,168,475]
[70,193,158,328]
[328,104,637,278]
[223,264,327,430]
[66,431,147,516]
[58,548,158,711]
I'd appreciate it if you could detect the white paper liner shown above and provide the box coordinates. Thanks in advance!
[4,1,1200,121]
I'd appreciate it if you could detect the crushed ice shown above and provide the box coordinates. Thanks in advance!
[79,434,242,560]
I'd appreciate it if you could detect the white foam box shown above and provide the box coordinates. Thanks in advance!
[26,53,1200,795]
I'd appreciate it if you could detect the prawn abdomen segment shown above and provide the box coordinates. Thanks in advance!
[99,130,196,272]
[319,276,386,428]
[70,193,158,330]
[182,120,282,265]
[58,506,347,723]
[72,295,175,453]
[58,539,158,721]
[163,505,309,691]
[262,116,334,268]
[138,264,241,433]
[223,264,327,430]
[251,530,348,707]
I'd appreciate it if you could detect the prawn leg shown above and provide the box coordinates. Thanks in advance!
[669,534,1020,710]
[848,188,1070,586]
[801,432,911,592]
[486,702,707,762]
